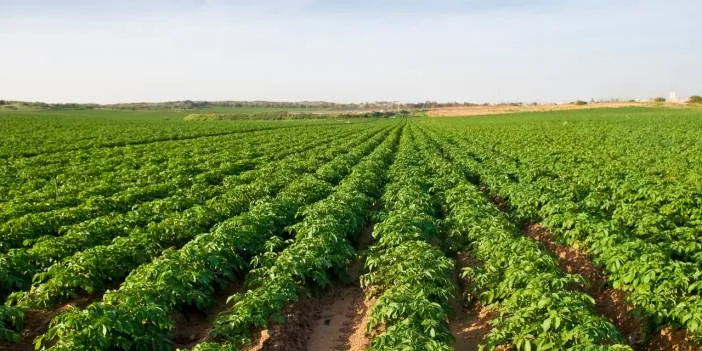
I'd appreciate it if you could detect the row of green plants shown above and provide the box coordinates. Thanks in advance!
[422,112,702,263]
[1,184,175,252]
[359,126,456,350]
[187,126,400,350]
[0,125,357,298]
[0,121,299,203]
[35,126,397,349]
[423,123,702,344]
[0,113,313,159]
[412,126,631,350]
[0,124,352,221]
[3,127,386,310]
[0,126,390,343]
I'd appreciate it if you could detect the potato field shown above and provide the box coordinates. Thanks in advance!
[1,107,701,351]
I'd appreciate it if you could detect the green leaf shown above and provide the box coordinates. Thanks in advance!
[524,339,532,351]
[542,317,552,332]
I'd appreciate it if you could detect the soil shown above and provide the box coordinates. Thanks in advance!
[524,224,701,351]
[305,222,376,351]
[306,286,369,351]
[524,224,647,347]
[0,294,99,351]
[646,328,701,351]
[449,251,497,351]
[243,288,374,351]
[345,296,376,351]
[172,282,242,348]
[426,102,684,117]
[244,299,320,351]
[243,222,377,351]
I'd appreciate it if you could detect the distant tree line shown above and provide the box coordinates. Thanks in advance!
[0,100,99,110]
[184,110,418,121]
[0,99,537,111]
[108,100,477,111]
[3,97,702,112]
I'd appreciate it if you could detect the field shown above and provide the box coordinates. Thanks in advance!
[0,107,701,351]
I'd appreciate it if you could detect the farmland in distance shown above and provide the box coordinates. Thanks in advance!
[1,107,702,350]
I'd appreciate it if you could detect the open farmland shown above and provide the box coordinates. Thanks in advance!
[1,107,702,350]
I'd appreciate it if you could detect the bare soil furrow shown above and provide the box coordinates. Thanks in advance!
[0,294,101,351]
[449,251,496,351]
[172,282,242,349]
[243,222,377,351]
[524,224,700,351]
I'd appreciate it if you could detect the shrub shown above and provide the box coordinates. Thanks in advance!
[574,100,588,105]
[653,97,666,103]
[688,95,702,104]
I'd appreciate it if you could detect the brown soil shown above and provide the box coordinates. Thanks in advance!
[306,286,369,351]
[449,251,497,351]
[243,289,375,351]
[306,222,375,351]
[172,282,242,348]
[243,222,377,351]
[450,305,497,351]
[524,224,647,348]
[491,196,508,212]
[345,296,376,351]
[245,299,320,351]
[646,328,702,351]
[524,224,701,351]
[0,295,98,351]
[426,102,690,117]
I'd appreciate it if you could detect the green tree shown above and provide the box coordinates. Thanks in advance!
[688,95,702,104]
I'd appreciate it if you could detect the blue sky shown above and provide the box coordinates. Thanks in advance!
[1,0,700,103]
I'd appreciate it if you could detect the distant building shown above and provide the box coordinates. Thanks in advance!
[669,91,678,102]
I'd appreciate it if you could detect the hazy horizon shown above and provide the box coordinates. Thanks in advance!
[1,0,701,104]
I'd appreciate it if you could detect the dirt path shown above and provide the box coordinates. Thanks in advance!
[244,298,319,351]
[305,286,369,351]
[449,251,496,351]
[0,294,100,351]
[243,222,376,351]
[524,224,700,351]
[426,102,688,117]
[243,286,373,351]
[305,222,375,351]
[450,303,495,351]
[523,224,647,348]
[171,282,242,348]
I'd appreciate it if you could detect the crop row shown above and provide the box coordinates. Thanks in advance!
[0,124,391,343]
[35,125,399,350]
[0,124,357,219]
[187,125,401,350]
[411,126,630,350]
[5,125,387,312]
[0,121,297,201]
[422,124,702,343]
[0,125,361,250]
[0,125,364,298]
[421,116,702,263]
[359,126,456,350]
[0,115,323,159]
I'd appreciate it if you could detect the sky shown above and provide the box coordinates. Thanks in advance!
[1,0,700,104]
